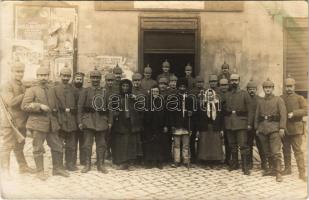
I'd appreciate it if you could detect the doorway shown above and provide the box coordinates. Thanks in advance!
[139,15,200,79]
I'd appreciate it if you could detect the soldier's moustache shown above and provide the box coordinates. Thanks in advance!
[231,83,238,88]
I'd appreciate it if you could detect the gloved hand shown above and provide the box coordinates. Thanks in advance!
[279,129,285,138]
[40,104,50,112]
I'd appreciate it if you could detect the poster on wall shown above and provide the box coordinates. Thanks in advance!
[14,5,77,81]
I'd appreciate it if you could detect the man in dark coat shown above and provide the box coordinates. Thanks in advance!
[77,68,112,174]
[255,78,287,182]
[224,73,253,175]
[184,64,196,90]
[281,77,307,181]
[21,66,69,180]
[0,62,35,177]
[72,72,85,165]
[141,65,157,93]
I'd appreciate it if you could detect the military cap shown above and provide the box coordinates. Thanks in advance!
[185,63,192,71]
[105,73,115,80]
[285,77,296,86]
[144,65,152,73]
[196,76,204,83]
[162,59,170,68]
[158,77,168,84]
[230,73,240,80]
[36,67,50,75]
[74,72,85,77]
[209,74,218,82]
[219,78,229,85]
[247,79,257,88]
[170,75,178,81]
[113,64,123,74]
[89,69,102,77]
[262,78,274,87]
[60,66,72,75]
[177,77,188,88]
[132,73,142,80]
[221,62,230,69]
[11,62,25,71]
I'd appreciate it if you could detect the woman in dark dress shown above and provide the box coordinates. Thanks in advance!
[143,86,169,169]
[111,79,143,170]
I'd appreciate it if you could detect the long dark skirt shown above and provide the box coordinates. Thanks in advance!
[111,131,142,165]
[143,131,170,162]
[198,128,224,161]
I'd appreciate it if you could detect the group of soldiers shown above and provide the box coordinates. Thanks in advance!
[0,60,307,184]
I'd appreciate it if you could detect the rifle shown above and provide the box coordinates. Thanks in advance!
[0,95,25,143]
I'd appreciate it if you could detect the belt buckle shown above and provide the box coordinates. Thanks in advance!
[232,110,236,114]
[65,108,70,112]
[264,116,268,120]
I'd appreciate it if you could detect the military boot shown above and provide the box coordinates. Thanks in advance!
[14,149,35,174]
[282,156,292,175]
[296,156,307,182]
[65,150,78,171]
[51,151,70,177]
[242,154,250,175]
[34,156,48,181]
[97,151,108,174]
[275,160,283,182]
[263,157,275,176]
[260,156,268,171]
[229,152,239,171]
[81,151,91,173]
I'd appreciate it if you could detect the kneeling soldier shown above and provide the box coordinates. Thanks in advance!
[281,77,307,181]
[21,67,69,181]
[255,78,287,182]
[77,68,112,173]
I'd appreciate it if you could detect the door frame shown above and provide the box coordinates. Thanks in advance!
[138,13,200,76]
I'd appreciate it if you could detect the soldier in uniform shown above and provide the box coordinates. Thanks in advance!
[141,65,157,93]
[112,64,123,94]
[219,78,229,94]
[156,59,175,83]
[0,62,35,176]
[77,68,111,174]
[224,73,253,175]
[72,72,85,165]
[209,74,219,91]
[21,66,69,180]
[255,78,287,182]
[158,77,169,97]
[246,80,266,170]
[218,62,231,81]
[168,75,178,91]
[281,77,307,181]
[184,63,196,90]
[54,66,78,171]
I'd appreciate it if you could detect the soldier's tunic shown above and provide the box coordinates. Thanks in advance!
[77,86,111,163]
[185,76,196,90]
[72,85,85,165]
[21,82,63,157]
[197,90,224,161]
[254,94,287,165]
[54,82,78,167]
[141,78,157,93]
[281,92,307,174]
[0,79,29,169]
[224,87,253,157]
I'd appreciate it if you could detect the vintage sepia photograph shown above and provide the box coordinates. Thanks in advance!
[0,1,308,199]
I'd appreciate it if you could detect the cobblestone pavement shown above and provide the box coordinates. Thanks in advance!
[0,138,308,200]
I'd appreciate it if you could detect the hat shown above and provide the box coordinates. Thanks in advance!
[36,67,50,75]
[132,73,142,80]
[162,59,170,68]
[219,78,229,85]
[169,75,178,81]
[177,78,188,88]
[113,64,123,74]
[144,65,152,74]
[230,73,240,80]
[74,72,85,78]
[89,68,102,77]
[60,66,72,75]
[105,73,115,80]
[285,77,296,86]
[247,79,257,88]
[209,74,218,82]
[262,78,274,87]
[11,62,25,71]
[196,76,204,83]
[185,63,192,71]
[221,61,230,69]
[158,77,168,84]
